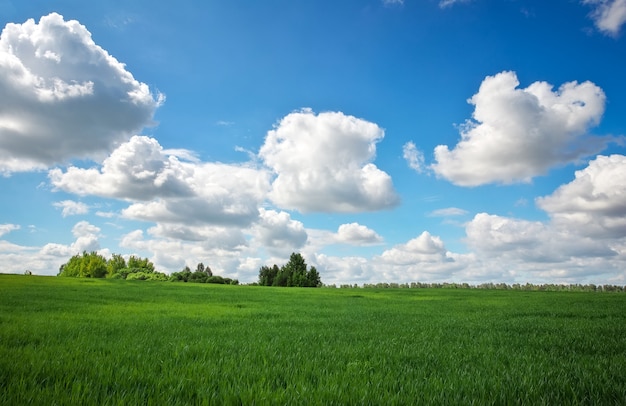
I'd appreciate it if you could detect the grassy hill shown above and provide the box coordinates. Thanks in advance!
[1,274,625,404]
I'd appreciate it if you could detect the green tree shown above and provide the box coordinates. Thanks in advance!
[58,251,108,278]
[259,253,322,288]
[258,264,279,286]
[306,266,322,287]
[107,254,126,277]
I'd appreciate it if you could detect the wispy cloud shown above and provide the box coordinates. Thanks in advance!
[439,0,472,9]
[0,223,20,238]
[53,200,89,217]
[429,207,468,217]
[583,0,626,36]
[403,141,425,173]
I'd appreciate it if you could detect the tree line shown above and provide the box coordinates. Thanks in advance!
[257,252,322,287]
[330,281,626,292]
[57,251,237,284]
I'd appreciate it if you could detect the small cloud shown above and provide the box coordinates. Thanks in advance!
[514,198,528,207]
[53,200,89,217]
[0,223,20,238]
[162,148,200,163]
[383,0,404,5]
[439,0,472,9]
[216,120,235,126]
[429,207,468,217]
[96,211,116,218]
[403,141,425,173]
[336,223,383,245]
[583,0,626,36]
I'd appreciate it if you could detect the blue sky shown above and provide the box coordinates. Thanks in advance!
[1,0,625,285]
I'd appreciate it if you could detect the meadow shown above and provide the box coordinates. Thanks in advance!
[1,274,625,405]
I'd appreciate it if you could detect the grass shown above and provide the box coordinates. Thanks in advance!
[1,274,625,404]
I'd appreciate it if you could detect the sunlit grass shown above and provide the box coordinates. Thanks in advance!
[1,274,625,404]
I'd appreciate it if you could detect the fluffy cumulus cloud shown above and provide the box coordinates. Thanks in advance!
[378,231,449,265]
[0,13,162,173]
[310,231,468,285]
[465,213,622,282]
[432,71,608,186]
[459,156,626,284]
[50,136,271,226]
[259,109,399,212]
[336,223,383,245]
[53,200,89,217]
[252,209,308,256]
[537,154,626,238]
[584,0,626,36]
[0,221,108,275]
[40,221,102,257]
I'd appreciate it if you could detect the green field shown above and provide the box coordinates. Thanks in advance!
[1,275,625,404]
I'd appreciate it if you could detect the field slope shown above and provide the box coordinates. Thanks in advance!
[1,274,625,404]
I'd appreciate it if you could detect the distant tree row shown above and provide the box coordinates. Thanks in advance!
[58,252,167,280]
[327,281,626,292]
[169,263,238,285]
[258,253,322,287]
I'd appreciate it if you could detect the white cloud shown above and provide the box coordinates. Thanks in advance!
[439,0,472,8]
[0,223,19,237]
[53,200,89,217]
[259,109,399,213]
[0,13,162,174]
[252,209,308,256]
[378,231,448,265]
[432,71,608,186]
[336,223,383,245]
[537,154,626,238]
[383,0,404,5]
[403,141,425,173]
[429,207,468,217]
[33,221,104,271]
[464,212,621,281]
[584,0,626,36]
[50,136,271,227]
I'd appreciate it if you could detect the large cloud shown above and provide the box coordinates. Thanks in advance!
[584,0,626,36]
[252,209,308,257]
[461,156,626,283]
[537,154,626,238]
[50,136,271,226]
[0,13,162,173]
[432,71,607,186]
[259,109,399,212]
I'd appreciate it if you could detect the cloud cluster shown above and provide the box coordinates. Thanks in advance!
[432,71,607,186]
[462,156,626,283]
[50,136,271,227]
[253,209,308,256]
[0,13,162,173]
[260,109,399,212]
[584,0,626,36]
[537,154,626,238]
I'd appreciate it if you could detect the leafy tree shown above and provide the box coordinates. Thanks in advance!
[306,266,322,287]
[258,264,279,286]
[107,254,126,276]
[258,253,322,287]
[58,251,108,278]
[127,256,155,273]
